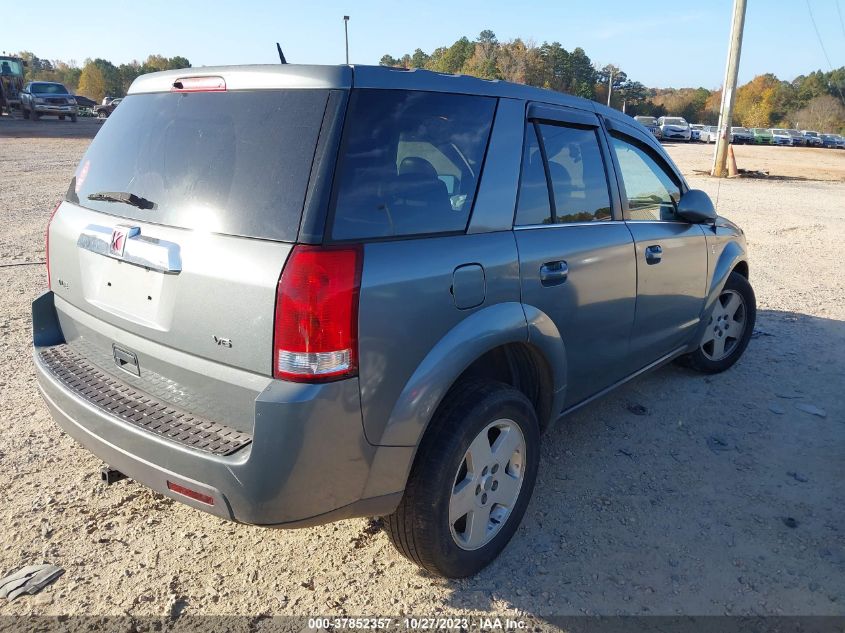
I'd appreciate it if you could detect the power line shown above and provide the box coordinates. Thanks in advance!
[805,0,845,105]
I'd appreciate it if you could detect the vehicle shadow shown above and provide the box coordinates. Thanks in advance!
[0,115,100,139]
[410,309,845,620]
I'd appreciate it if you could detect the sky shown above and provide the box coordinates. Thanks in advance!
[3,0,845,88]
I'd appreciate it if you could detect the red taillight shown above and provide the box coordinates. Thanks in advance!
[273,245,362,382]
[45,200,61,290]
[166,481,215,506]
[171,76,226,92]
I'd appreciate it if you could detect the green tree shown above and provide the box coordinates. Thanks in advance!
[596,64,627,107]
[427,37,474,74]
[569,48,596,99]
[410,49,429,68]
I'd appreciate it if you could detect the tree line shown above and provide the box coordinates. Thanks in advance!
[381,31,845,133]
[15,36,845,133]
[15,52,191,102]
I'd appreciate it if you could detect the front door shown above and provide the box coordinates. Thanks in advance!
[606,132,708,366]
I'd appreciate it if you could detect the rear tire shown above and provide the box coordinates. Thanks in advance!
[31,110,39,121]
[679,271,756,373]
[22,107,30,119]
[385,380,540,578]
[70,114,77,122]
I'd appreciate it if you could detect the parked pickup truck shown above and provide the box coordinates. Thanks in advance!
[20,81,78,121]
[93,98,122,119]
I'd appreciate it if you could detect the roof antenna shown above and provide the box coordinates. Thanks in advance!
[276,43,287,64]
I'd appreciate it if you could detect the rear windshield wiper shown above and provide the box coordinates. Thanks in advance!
[87,191,156,210]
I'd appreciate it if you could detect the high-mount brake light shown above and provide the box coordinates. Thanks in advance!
[45,200,61,290]
[273,245,363,383]
[171,76,226,92]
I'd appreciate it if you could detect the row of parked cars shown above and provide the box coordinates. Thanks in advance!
[634,116,845,149]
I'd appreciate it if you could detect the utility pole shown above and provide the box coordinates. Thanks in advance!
[343,16,350,65]
[607,67,613,107]
[712,0,747,177]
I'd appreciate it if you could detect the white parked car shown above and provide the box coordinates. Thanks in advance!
[657,116,691,141]
[700,125,719,143]
[770,129,793,146]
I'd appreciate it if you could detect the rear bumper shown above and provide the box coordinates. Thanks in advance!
[32,292,404,527]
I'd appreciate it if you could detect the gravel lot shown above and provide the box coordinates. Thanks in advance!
[0,120,843,625]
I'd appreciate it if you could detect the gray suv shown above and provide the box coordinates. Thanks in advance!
[33,65,755,578]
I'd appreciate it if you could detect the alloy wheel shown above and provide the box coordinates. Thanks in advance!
[449,419,526,551]
[701,289,747,361]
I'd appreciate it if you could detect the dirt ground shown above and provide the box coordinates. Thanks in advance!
[665,139,845,181]
[0,124,843,627]
[0,114,101,140]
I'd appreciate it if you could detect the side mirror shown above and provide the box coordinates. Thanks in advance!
[677,189,717,223]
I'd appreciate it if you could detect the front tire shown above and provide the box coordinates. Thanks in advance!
[680,271,756,373]
[385,380,540,578]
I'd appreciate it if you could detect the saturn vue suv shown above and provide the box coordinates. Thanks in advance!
[33,64,756,578]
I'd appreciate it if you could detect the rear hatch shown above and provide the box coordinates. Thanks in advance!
[47,69,347,433]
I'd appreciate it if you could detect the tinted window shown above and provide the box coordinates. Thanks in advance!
[32,83,69,94]
[538,124,611,223]
[330,89,496,240]
[68,90,329,241]
[610,135,680,221]
[514,124,552,226]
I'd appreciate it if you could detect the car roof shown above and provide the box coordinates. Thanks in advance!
[127,63,631,121]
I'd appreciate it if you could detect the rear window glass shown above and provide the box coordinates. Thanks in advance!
[330,89,496,240]
[67,89,330,241]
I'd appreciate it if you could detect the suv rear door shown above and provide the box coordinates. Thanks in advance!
[514,104,636,409]
[48,83,343,432]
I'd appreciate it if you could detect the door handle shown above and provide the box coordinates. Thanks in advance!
[539,260,568,286]
[645,245,663,265]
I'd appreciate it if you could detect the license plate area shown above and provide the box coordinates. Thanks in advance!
[78,251,177,331]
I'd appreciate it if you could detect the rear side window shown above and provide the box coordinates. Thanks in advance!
[515,122,611,226]
[538,124,611,223]
[68,89,330,241]
[514,124,552,225]
[610,135,680,221]
[330,89,496,240]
